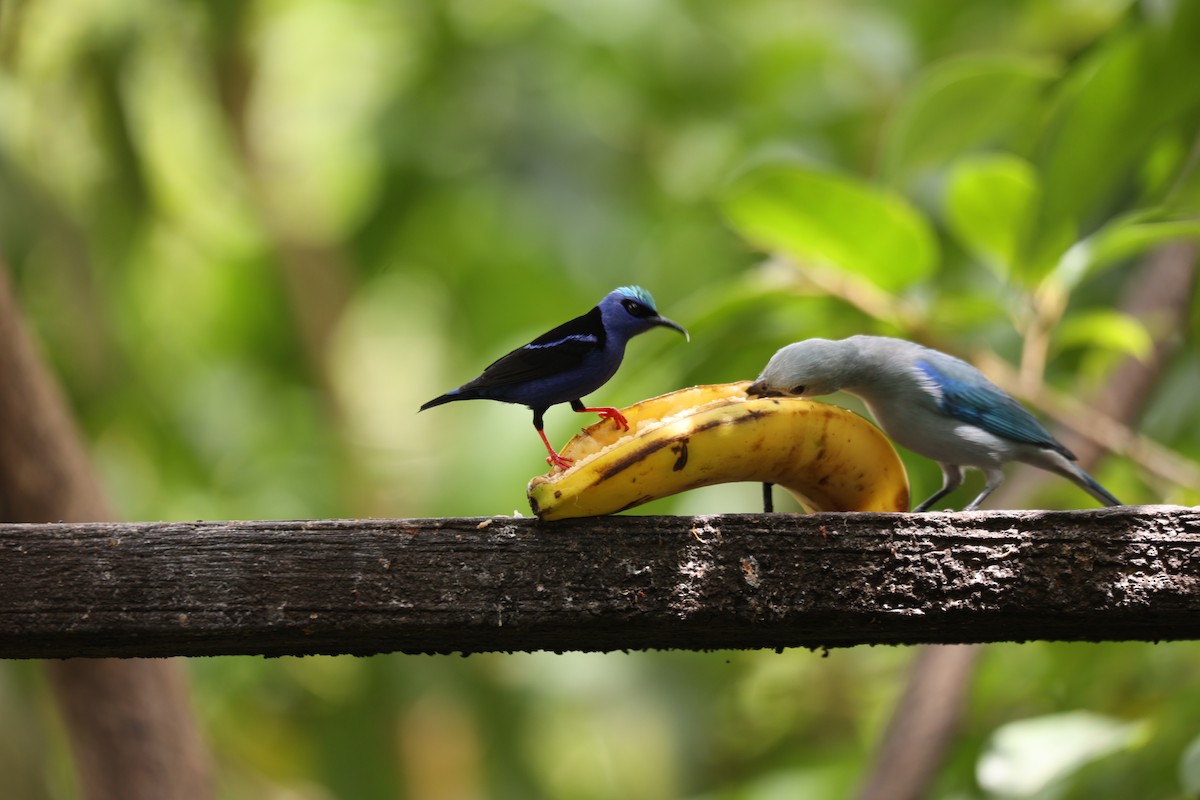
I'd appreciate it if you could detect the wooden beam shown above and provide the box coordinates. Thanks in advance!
[2,506,1197,659]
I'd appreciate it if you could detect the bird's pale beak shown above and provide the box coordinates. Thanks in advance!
[654,315,690,342]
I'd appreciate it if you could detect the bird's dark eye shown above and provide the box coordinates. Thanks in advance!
[622,299,654,318]
[790,385,807,394]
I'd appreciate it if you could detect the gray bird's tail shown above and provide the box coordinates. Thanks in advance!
[1063,460,1121,507]
[1028,448,1122,507]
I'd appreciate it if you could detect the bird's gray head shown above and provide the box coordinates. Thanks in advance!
[746,338,852,398]
[598,286,689,342]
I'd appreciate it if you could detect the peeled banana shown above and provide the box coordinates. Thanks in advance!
[527,382,910,520]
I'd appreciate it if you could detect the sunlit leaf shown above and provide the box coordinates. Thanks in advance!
[1053,310,1153,361]
[944,154,1039,280]
[1052,215,1200,290]
[977,711,1143,797]
[882,54,1058,186]
[720,164,937,291]
[1179,732,1200,796]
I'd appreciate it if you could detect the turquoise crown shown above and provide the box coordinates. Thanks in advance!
[614,285,656,309]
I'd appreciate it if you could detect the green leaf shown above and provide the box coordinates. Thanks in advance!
[1163,145,1200,216]
[882,54,1059,187]
[977,711,1143,797]
[944,154,1039,280]
[1052,214,1200,290]
[720,164,937,290]
[1179,732,1200,797]
[1034,4,1200,256]
[1053,309,1153,361]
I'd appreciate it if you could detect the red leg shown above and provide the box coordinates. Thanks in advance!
[576,405,629,431]
[537,427,573,470]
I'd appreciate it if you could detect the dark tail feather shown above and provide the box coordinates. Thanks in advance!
[419,390,468,412]
[1066,461,1122,507]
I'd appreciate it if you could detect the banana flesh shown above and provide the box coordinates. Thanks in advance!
[527,382,910,520]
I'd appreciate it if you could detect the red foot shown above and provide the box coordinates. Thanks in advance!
[545,452,574,471]
[537,427,574,471]
[579,406,629,431]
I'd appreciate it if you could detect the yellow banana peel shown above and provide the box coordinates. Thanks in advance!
[527,382,910,520]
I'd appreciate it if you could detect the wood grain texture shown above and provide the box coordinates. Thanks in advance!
[2,506,1197,658]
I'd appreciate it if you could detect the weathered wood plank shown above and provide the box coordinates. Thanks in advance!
[1,506,1197,658]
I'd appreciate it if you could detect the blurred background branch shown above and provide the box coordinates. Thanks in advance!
[0,266,212,800]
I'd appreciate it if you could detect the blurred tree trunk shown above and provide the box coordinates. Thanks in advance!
[855,242,1197,800]
[209,13,353,399]
[0,266,212,800]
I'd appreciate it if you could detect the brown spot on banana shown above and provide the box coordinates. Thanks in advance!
[526,383,909,520]
[671,439,689,471]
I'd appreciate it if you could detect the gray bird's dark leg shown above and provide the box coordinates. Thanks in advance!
[963,468,1006,511]
[762,483,774,513]
[913,464,964,512]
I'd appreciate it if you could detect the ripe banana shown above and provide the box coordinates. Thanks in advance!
[527,382,910,520]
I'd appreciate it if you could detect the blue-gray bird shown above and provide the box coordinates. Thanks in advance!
[746,335,1121,511]
[420,286,688,469]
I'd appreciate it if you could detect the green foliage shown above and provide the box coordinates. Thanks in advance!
[1032,5,1200,251]
[1054,214,1200,290]
[976,711,1145,797]
[1179,733,1200,798]
[882,54,1059,188]
[1051,309,1152,361]
[2,1,1200,799]
[722,164,938,290]
[944,154,1042,282]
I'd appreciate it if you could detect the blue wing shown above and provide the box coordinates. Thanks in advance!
[467,306,604,389]
[916,357,1074,459]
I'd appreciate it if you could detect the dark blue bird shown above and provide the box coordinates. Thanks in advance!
[420,286,688,469]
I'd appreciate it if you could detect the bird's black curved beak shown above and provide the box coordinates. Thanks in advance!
[653,315,690,342]
[746,381,781,397]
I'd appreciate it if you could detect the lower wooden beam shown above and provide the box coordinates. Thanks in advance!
[1,506,1197,658]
